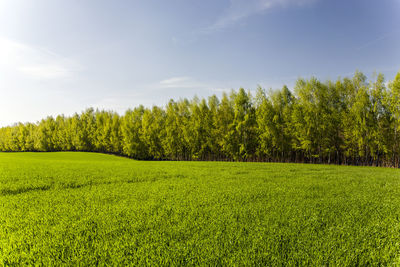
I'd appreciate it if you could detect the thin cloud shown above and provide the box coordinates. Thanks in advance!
[157,77,239,95]
[160,76,192,87]
[356,30,400,51]
[159,76,207,89]
[213,88,232,93]
[18,65,72,79]
[203,0,318,33]
[0,37,81,80]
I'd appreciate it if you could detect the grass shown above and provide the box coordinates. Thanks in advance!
[1,152,400,265]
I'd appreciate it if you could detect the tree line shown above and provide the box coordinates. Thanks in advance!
[1,71,400,167]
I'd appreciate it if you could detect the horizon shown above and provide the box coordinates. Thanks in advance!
[1,0,399,126]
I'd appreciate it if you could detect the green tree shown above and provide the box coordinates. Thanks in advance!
[121,106,147,159]
[388,71,400,166]
[141,106,165,159]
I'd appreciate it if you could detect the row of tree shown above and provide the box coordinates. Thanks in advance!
[1,71,400,167]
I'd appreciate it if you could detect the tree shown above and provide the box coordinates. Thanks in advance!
[121,106,147,159]
[388,71,400,167]
[232,88,257,161]
[215,92,235,160]
[141,106,165,159]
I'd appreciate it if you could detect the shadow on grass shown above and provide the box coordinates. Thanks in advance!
[0,177,153,196]
[1,185,51,196]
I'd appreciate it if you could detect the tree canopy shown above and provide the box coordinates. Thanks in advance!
[1,71,400,167]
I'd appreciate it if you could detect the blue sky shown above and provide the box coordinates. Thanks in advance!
[0,0,399,126]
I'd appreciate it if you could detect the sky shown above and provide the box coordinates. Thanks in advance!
[0,0,399,126]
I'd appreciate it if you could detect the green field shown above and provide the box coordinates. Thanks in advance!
[1,152,400,265]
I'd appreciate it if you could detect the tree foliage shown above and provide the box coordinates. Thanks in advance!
[1,71,400,166]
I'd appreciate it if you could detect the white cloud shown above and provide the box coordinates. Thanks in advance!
[213,88,232,93]
[204,0,317,33]
[157,76,243,95]
[159,76,207,89]
[0,37,80,80]
[18,65,72,79]
[160,76,192,87]
[156,76,238,96]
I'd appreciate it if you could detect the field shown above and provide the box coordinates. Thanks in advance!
[1,152,400,265]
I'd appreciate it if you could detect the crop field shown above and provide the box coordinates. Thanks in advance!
[1,152,400,265]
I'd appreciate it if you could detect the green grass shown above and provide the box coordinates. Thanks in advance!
[1,152,400,265]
